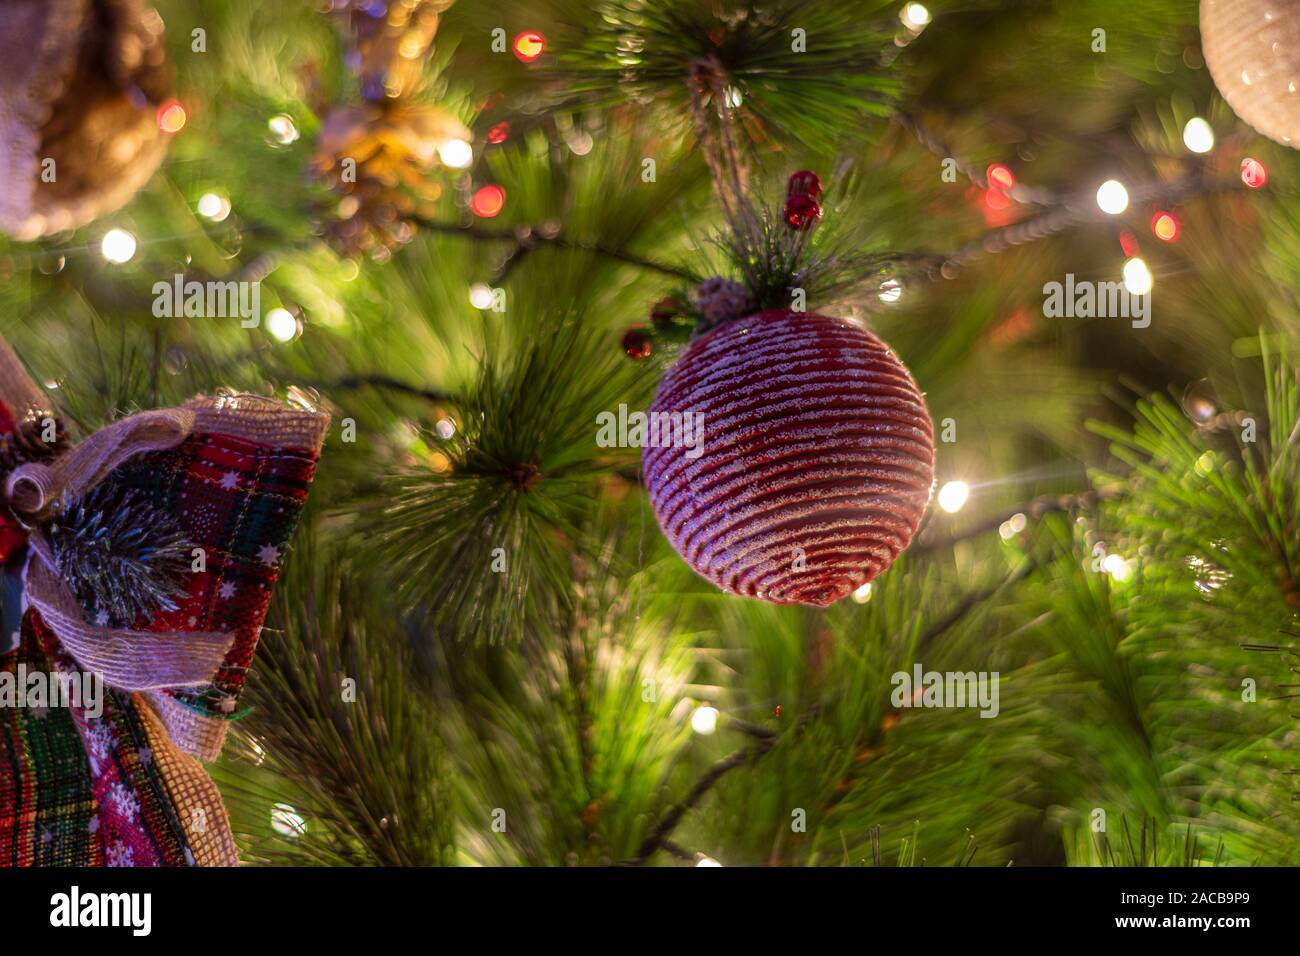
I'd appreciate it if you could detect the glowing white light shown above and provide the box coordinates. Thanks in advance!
[468,283,495,310]
[900,3,931,30]
[266,308,299,342]
[100,229,137,264]
[690,705,719,735]
[437,138,473,169]
[878,279,902,303]
[724,86,743,109]
[270,802,307,838]
[1182,117,1215,154]
[1095,180,1129,215]
[852,581,873,603]
[435,418,456,440]
[696,856,723,867]
[937,480,970,514]
[267,114,299,145]
[1102,553,1130,581]
[197,192,232,222]
[1122,257,1153,296]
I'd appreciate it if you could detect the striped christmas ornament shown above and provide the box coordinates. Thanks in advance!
[643,309,934,607]
[1201,0,1300,148]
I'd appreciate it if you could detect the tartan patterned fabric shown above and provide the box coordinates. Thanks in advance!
[0,394,325,866]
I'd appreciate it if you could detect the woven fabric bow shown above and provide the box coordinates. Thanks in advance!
[0,339,328,866]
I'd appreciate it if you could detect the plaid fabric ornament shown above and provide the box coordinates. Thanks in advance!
[0,338,328,866]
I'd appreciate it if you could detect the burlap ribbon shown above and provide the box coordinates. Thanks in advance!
[3,408,234,690]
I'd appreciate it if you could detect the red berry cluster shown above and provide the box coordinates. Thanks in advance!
[783,170,823,230]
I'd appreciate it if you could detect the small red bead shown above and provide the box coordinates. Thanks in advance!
[787,170,823,199]
[783,194,822,230]
[621,326,654,360]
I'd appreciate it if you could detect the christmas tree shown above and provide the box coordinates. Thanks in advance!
[0,0,1297,873]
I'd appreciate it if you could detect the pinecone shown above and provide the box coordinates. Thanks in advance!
[0,416,67,477]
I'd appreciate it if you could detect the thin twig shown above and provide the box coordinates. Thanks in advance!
[413,217,697,281]
[911,486,1120,555]
[316,374,458,404]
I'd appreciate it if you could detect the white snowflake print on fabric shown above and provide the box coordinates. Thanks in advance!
[219,471,239,491]
[257,543,280,566]
[85,721,115,775]
[106,840,134,867]
[109,782,141,823]
[218,581,236,600]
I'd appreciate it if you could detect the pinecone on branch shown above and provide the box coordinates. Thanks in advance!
[0,416,68,477]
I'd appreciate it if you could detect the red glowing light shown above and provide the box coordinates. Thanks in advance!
[1151,211,1179,242]
[1118,230,1140,258]
[1241,157,1267,189]
[487,122,510,145]
[513,31,546,62]
[471,184,506,218]
[157,100,187,134]
[984,188,1011,211]
[986,163,1015,190]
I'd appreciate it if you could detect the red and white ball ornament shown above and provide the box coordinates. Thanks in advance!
[642,171,935,607]
[643,309,933,606]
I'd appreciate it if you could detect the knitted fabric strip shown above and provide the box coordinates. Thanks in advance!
[135,690,237,866]
[0,612,193,866]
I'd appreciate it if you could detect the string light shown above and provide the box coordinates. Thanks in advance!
[1241,157,1267,189]
[696,856,723,867]
[986,163,1015,190]
[1102,553,1130,582]
[156,99,186,134]
[998,512,1028,540]
[267,114,299,145]
[1182,117,1214,154]
[435,418,456,440]
[437,138,473,169]
[937,480,970,513]
[690,705,719,735]
[852,581,873,603]
[100,229,137,264]
[266,308,300,342]
[487,122,510,145]
[471,185,506,218]
[197,192,232,222]
[468,283,495,309]
[900,3,931,31]
[513,31,546,62]
[1122,256,1153,295]
[1150,211,1179,242]
[1095,180,1129,215]
[937,480,970,514]
[878,278,902,303]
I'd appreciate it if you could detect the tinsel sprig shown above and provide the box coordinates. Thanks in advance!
[47,483,192,627]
